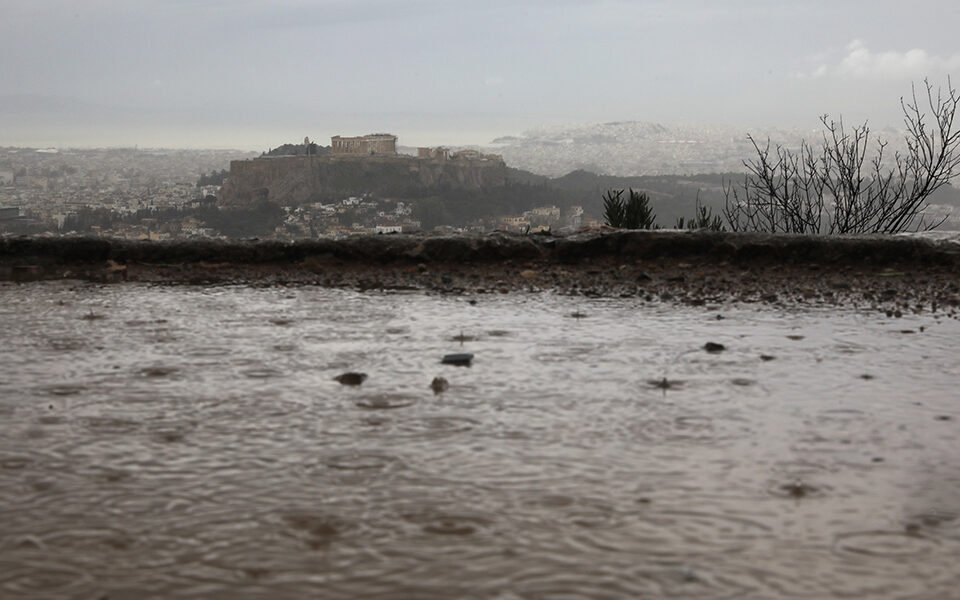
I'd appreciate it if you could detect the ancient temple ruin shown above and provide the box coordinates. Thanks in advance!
[330,134,398,156]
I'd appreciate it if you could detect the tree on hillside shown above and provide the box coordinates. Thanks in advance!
[261,142,329,158]
[196,169,228,187]
[723,79,959,235]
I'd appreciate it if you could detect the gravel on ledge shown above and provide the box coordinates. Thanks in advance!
[1,231,958,316]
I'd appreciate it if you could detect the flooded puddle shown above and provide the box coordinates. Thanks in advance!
[1,281,959,598]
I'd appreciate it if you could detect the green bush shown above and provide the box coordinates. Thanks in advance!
[675,195,724,231]
[602,189,626,227]
[603,188,657,229]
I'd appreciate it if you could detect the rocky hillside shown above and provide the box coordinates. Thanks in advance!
[218,154,507,207]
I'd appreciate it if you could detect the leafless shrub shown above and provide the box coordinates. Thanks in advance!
[724,78,959,234]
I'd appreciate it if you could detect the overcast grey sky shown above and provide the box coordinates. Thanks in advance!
[2,0,959,148]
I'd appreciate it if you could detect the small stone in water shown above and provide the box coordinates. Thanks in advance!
[760,354,776,361]
[703,342,725,353]
[430,377,449,394]
[782,481,814,498]
[334,372,368,386]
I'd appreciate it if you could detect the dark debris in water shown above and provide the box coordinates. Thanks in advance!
[241,567,271,580]
[282,512,348,549]
[909,511,958,530]
[703,342,726,353]
[441,353,473,367]
[649,377,683,391]
[760,354,776,361]
[778,481,819,499]
[423,520,477,536]
[139,366,179,378]
[334,372,368,386]
[45,384,85,396]
[904,522,923,536]
[430,377,450,394]
[153,429,186,444]
[403,510,488,536]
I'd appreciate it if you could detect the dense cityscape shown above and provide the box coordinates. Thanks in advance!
[0,144,591,239]
[3,121,959,239]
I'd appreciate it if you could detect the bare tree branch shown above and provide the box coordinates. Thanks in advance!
[723,79,958,235]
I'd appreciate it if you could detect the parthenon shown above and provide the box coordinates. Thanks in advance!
[330,134,398,155]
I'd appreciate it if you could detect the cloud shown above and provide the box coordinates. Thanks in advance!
[803,40,960,80]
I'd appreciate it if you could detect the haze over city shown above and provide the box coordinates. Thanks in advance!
[3,0,960,149]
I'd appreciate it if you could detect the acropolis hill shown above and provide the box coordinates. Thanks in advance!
[218,134,508,208]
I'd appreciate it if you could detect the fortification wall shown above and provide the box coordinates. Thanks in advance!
[218,155,507,207]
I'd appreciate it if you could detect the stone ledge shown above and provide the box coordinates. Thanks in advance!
[1,231,958,273]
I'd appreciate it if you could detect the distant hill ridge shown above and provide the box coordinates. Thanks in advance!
[486,120,852,178]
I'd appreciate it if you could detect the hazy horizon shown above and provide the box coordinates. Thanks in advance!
[3,0,959,150]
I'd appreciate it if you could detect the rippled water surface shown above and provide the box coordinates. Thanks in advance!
[1,282,959,599]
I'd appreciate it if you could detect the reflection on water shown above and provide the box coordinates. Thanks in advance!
[1,281,959,599]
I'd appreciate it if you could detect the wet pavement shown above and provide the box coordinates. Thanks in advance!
[1,282,959,599]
